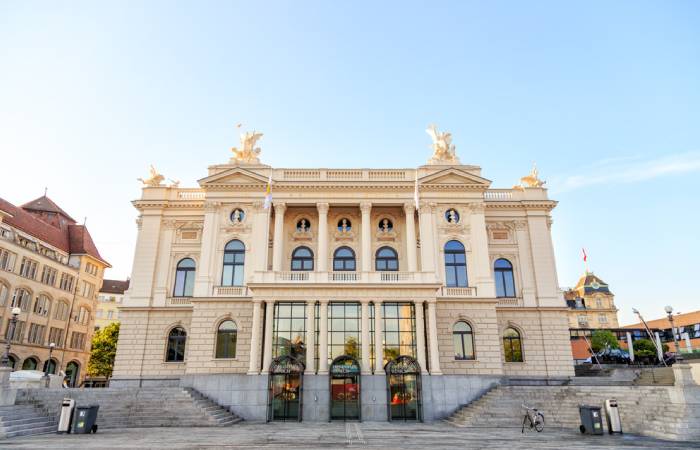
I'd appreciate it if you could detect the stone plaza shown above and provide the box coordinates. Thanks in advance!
[2,422,699,449]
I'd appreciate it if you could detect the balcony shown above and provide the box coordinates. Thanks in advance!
[167,297,193,306]
[251,271,439,285]
[213,286,250,297]
[496,297,523,307]
[439,286,478,297]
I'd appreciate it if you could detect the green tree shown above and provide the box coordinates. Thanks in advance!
[87,322,120,378]
[590,330,620,353]
[633,338,657,359]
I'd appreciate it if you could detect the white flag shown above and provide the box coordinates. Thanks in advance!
[263,173,272,209]
[414,172,419,210]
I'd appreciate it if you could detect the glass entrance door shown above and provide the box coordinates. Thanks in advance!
[329,356,361,421]
[268,355,305,422]
[385,356,422,422]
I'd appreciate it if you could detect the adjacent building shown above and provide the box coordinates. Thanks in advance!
[113,127,574,421]
[564,272,619,329]
[0,195,109,386]
[95,279,129,330]
[625,310,700,353]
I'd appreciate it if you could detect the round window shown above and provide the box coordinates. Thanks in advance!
[337,218,352,232]
[378,218,393,232]
[230,209,246,223]
[445,208,460,223]
[296,219,311,232]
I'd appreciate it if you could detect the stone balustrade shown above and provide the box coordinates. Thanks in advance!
[251,271,439,284]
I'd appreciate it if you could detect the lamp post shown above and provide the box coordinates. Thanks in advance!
[1,307,22,368]
[632,308,667,367]
[664,305,683,364]
[44,342,56,387]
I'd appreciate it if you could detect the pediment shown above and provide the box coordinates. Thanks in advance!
[419,168,491,188]
[198,167,269,187]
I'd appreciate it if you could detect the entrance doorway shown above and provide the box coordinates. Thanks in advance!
[385,355,422,421]
[65,361,80,387]
[267,355,305,422]
[329,355,361,421]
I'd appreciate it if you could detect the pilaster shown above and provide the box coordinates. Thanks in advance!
[152,221,176,307]
[373,300,383,374]
[418,203,436,274]
[403,203,418,272]
[360,202,372,273]
[514,220,537,307]
[360,300,371,374]
[261,300,274,374]
[248,299,263,374]
[126,211,164,306]
[272,202,286,272]
[468,202,496,298]
[526,213,561,306]
[426,300,442,374]
[193,201,220,297]
[317,203,329,272]
[305,300,315,374]
[318,300,329,374]
[414,299,428,374]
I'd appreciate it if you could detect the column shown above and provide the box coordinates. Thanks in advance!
[271,202,286,272]
[361,300,371,374]
[305,301,315,374]
[248,299,263,374]
[128,212,164,306]
[426,300,442,374]
[318,300,329,374]
[193,202,219,297]
[360,202,372,273]
[626,331,635,363]
[414,300,428,373]
[261,301,275,374]
[317,203,329,272]
[514,221,537,307]
[418,203,435,273]
[469,203,496,298]
[251,202,270,273]
[403,203,418,273]
[152,221,175,307]
[373,301,383,374]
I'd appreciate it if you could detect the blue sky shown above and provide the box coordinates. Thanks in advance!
[1,1,698,325]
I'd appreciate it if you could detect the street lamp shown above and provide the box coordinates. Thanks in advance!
[664,305,684,363]
[44,342,56,387]
[1,307,22,368]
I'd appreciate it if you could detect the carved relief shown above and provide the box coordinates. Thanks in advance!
[486,221,515,243]
[334,217,356,242]
[376,217,397,242]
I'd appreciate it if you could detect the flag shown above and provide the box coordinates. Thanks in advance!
[263,173,272,209]
[414,172,419,210]
[582,248,587,263]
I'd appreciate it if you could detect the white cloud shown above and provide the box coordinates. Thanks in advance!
[550,151,700,193]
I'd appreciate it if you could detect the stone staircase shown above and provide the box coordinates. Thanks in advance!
[633,367,675,386]
[0,404,57,439]
[13,387,242,431]
[445,384,695,440]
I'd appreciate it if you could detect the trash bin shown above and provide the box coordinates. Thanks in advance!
[57,398,76,434]
[579,405,604,435]
[604,399,622,434]
[72,405,99,434]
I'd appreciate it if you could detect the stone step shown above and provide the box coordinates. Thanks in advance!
[3,424,58,439]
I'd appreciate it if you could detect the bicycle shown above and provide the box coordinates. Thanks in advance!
[521,404,545,433]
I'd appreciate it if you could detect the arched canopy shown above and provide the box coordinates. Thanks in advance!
[444,240,465,252]
[269,354,305,374]
[177,258,195,269]
[384,355,421,374]
[22,357,39,370]
[329,355,361,376]
[225,239,245,251]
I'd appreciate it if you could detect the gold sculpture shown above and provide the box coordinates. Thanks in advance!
[138,165,165,187]
[231,125,263,164]
[426,124,460,164]
[518,163,546,188]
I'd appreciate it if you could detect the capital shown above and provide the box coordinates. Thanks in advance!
[513,220,528,231]
[413,299,426,305]
[274,202,287,214]
[204,200,221,212]
[403,203,416,215]
[359,202,372,214]
[316,202,329,215]
[468,202,485,214]
[418,202,432,214]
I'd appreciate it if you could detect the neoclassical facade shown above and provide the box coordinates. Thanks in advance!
[113,128,574,421]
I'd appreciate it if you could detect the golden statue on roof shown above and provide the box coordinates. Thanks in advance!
[231,125,263,164]
[138,165,165,187]
[426,124,460,165]
[518,163,546,188]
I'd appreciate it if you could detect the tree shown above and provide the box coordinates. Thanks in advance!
[590,330,619,353]
[87,322,120,378]
[633,338,657,360]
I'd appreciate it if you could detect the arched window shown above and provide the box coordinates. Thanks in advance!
[453,321,475,360]
[7,354,17,370]
[503,327,523,362]
[375,247,398,271]
[0,282,9,307]
[33,294,51,317]
[65,361,80,387]
[165,327,187,362]
[173,258,196,297]
[11,288,31,311]
[444,240,467,287]
[494,258,516,297]
[216,320,237,358]
[222,240,245,286]
[54,301,70,321]
[75,306,90,325]
[43,358,58,375]
[333,247,356,271]
[22,357,38,370]
[291,247,314,271]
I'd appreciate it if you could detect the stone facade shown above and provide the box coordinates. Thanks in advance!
[564,272,620,329]
[0,196,109,386]
[112,133,574,420]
